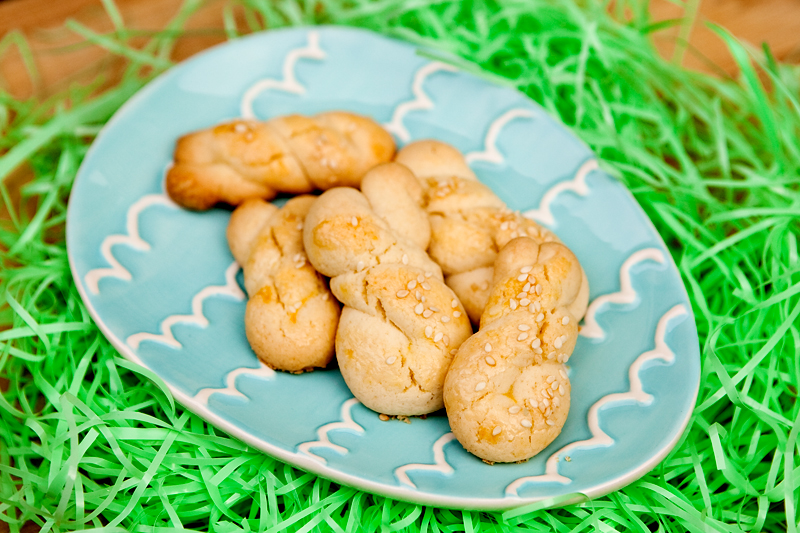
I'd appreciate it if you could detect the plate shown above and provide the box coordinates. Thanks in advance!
[66,26,700,510]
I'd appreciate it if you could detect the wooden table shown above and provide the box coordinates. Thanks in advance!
[1,0,799,99]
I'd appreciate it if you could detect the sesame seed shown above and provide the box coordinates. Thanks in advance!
[534,347,543,355]
[517,274,528,282]
[509,406,521,414]
[516,292,527,300]
[484,343,492,353]
[415,291,421,300]
[521,419,532,428]
[296,222,304,231]
[551,382,559,390]
[475,382,486,392]
[534,301,542,311]
[531,338,541,349]
[523,282,531,293]
[415,303,424,314]
[450,349,458,355]
[425,326,433,338]
[544,388,552,398]
[562,316,570,325]
[322,293,330,301]
[541,398,550,407]
[536,284,543,295]
[417,274,425,283]
[421,296,426,303]
[293,253,302,262]
[430,306,440,312]
[485,356,496,366]
[356,261,364,271]
[423,310,433,318]
[402,254,409,265]
[520,298,531,307]
[295,262,304,269]
[407,280,417,290]
[500,222,509,231]
[536,313,545,322]
[451,299,458,308]
[547,376,555,383]
[518,333,529,341]
[559,385,566,396]
[397,290,409,298]
[492,426,502,436]
[554,338,563,349]
[351,217,358,227]
[386,356,397,364]
[510,299,518,310]
[441,316,450,323]
[560,369,568,379]
[453,311,462,318]
[521,266,532,273]
[434,332,443,342]
[546,419,555,426]
[530,399,539,408]
[234,123,247,132]
[518,325,531,331]
[553,397,561,407]
[443,335,450,346]
[379,414,390,421]
[510,231,518,238]
[421,282,431,291]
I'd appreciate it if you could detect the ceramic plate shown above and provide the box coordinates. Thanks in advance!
[66,26,700,510]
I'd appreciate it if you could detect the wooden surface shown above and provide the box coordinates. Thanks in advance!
[0,0,799,99]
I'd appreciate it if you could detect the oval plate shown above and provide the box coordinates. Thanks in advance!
[66,26,700,510]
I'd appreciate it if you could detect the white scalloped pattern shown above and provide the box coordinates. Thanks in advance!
[394,433,456,488]
[297,398,365,464]
[523,159,598,227]
[465,108,536,165]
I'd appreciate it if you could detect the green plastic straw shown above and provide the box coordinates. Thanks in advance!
[1,0,798,531]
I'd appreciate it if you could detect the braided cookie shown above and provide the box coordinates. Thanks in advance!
[167,111,396,210]
[227,196,340,372]
[443,237,581,463]
[395,140,589,324]
[304,163,473,415]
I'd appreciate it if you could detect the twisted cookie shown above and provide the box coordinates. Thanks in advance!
[304,163,473,415]
[168,112,395,210]
[395,140,589,324]
[443,237,581,463]
[227,196,340,372]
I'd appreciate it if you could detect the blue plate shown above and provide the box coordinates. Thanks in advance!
[66,26,700,510]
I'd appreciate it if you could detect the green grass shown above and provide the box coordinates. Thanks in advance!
[1,0,799,531]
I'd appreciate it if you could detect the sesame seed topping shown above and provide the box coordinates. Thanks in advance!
[546,419,555,426]
[554,338,563,349]
[547,376,555,383]
[518,324,531,331]
[234,123,247,132]
[510,231,518,238]
[415,303,424,315]
[322,293,330,301]
[417,274,425,283]
[379,414,390,421]
[425,271,433,278]
[475,382,486,392]
[509,406,521,414]
[536,284,543,295]
[397,290,409,298]
[356,261,365,271]
[553,397,561,407]
[351,217,358,227]
[536,313,545,322]
[296,222,304,231]
[531,338,541,349]
[430,306,440,312]
[441,316,450,323]
[542,398,550,407]
[386,356,397,364]
[443,335,450,346]
[530,399,539,408]
[521,266,533,273]
[421,295,427,303]
[560,369,568,379]
[534,347,543,355]
[562,316,570,325]
[415,291,421,300]
[521,419,532,428]
[518,333,529,341]
[485,356,496,366]
[434,332,443,342]
[520,298,531,307]
[402,254,409,265]
[534,301,542,311]
[453,311,462,318]
[500,221,509,231]
[450,349,458,355]
[517,274,528,282]
[293,253,302,262]
[425,326,433,338]
[516,292,527,300]
[492,426,502,436]
[484,343,492,353]
[295,262,304,269]
[559,385,566,396]
[407,280,417,290]
[423,310,433,318]
[510,299,518,310]
[551,382,559,390]
[523,282,531,292]
[451,299,458,308]
[421,282,431,291]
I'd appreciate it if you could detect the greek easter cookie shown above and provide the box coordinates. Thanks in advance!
[167,111,396,210]
[304,163,473,415]
[444,237,582,463]
[227,196,340,372]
